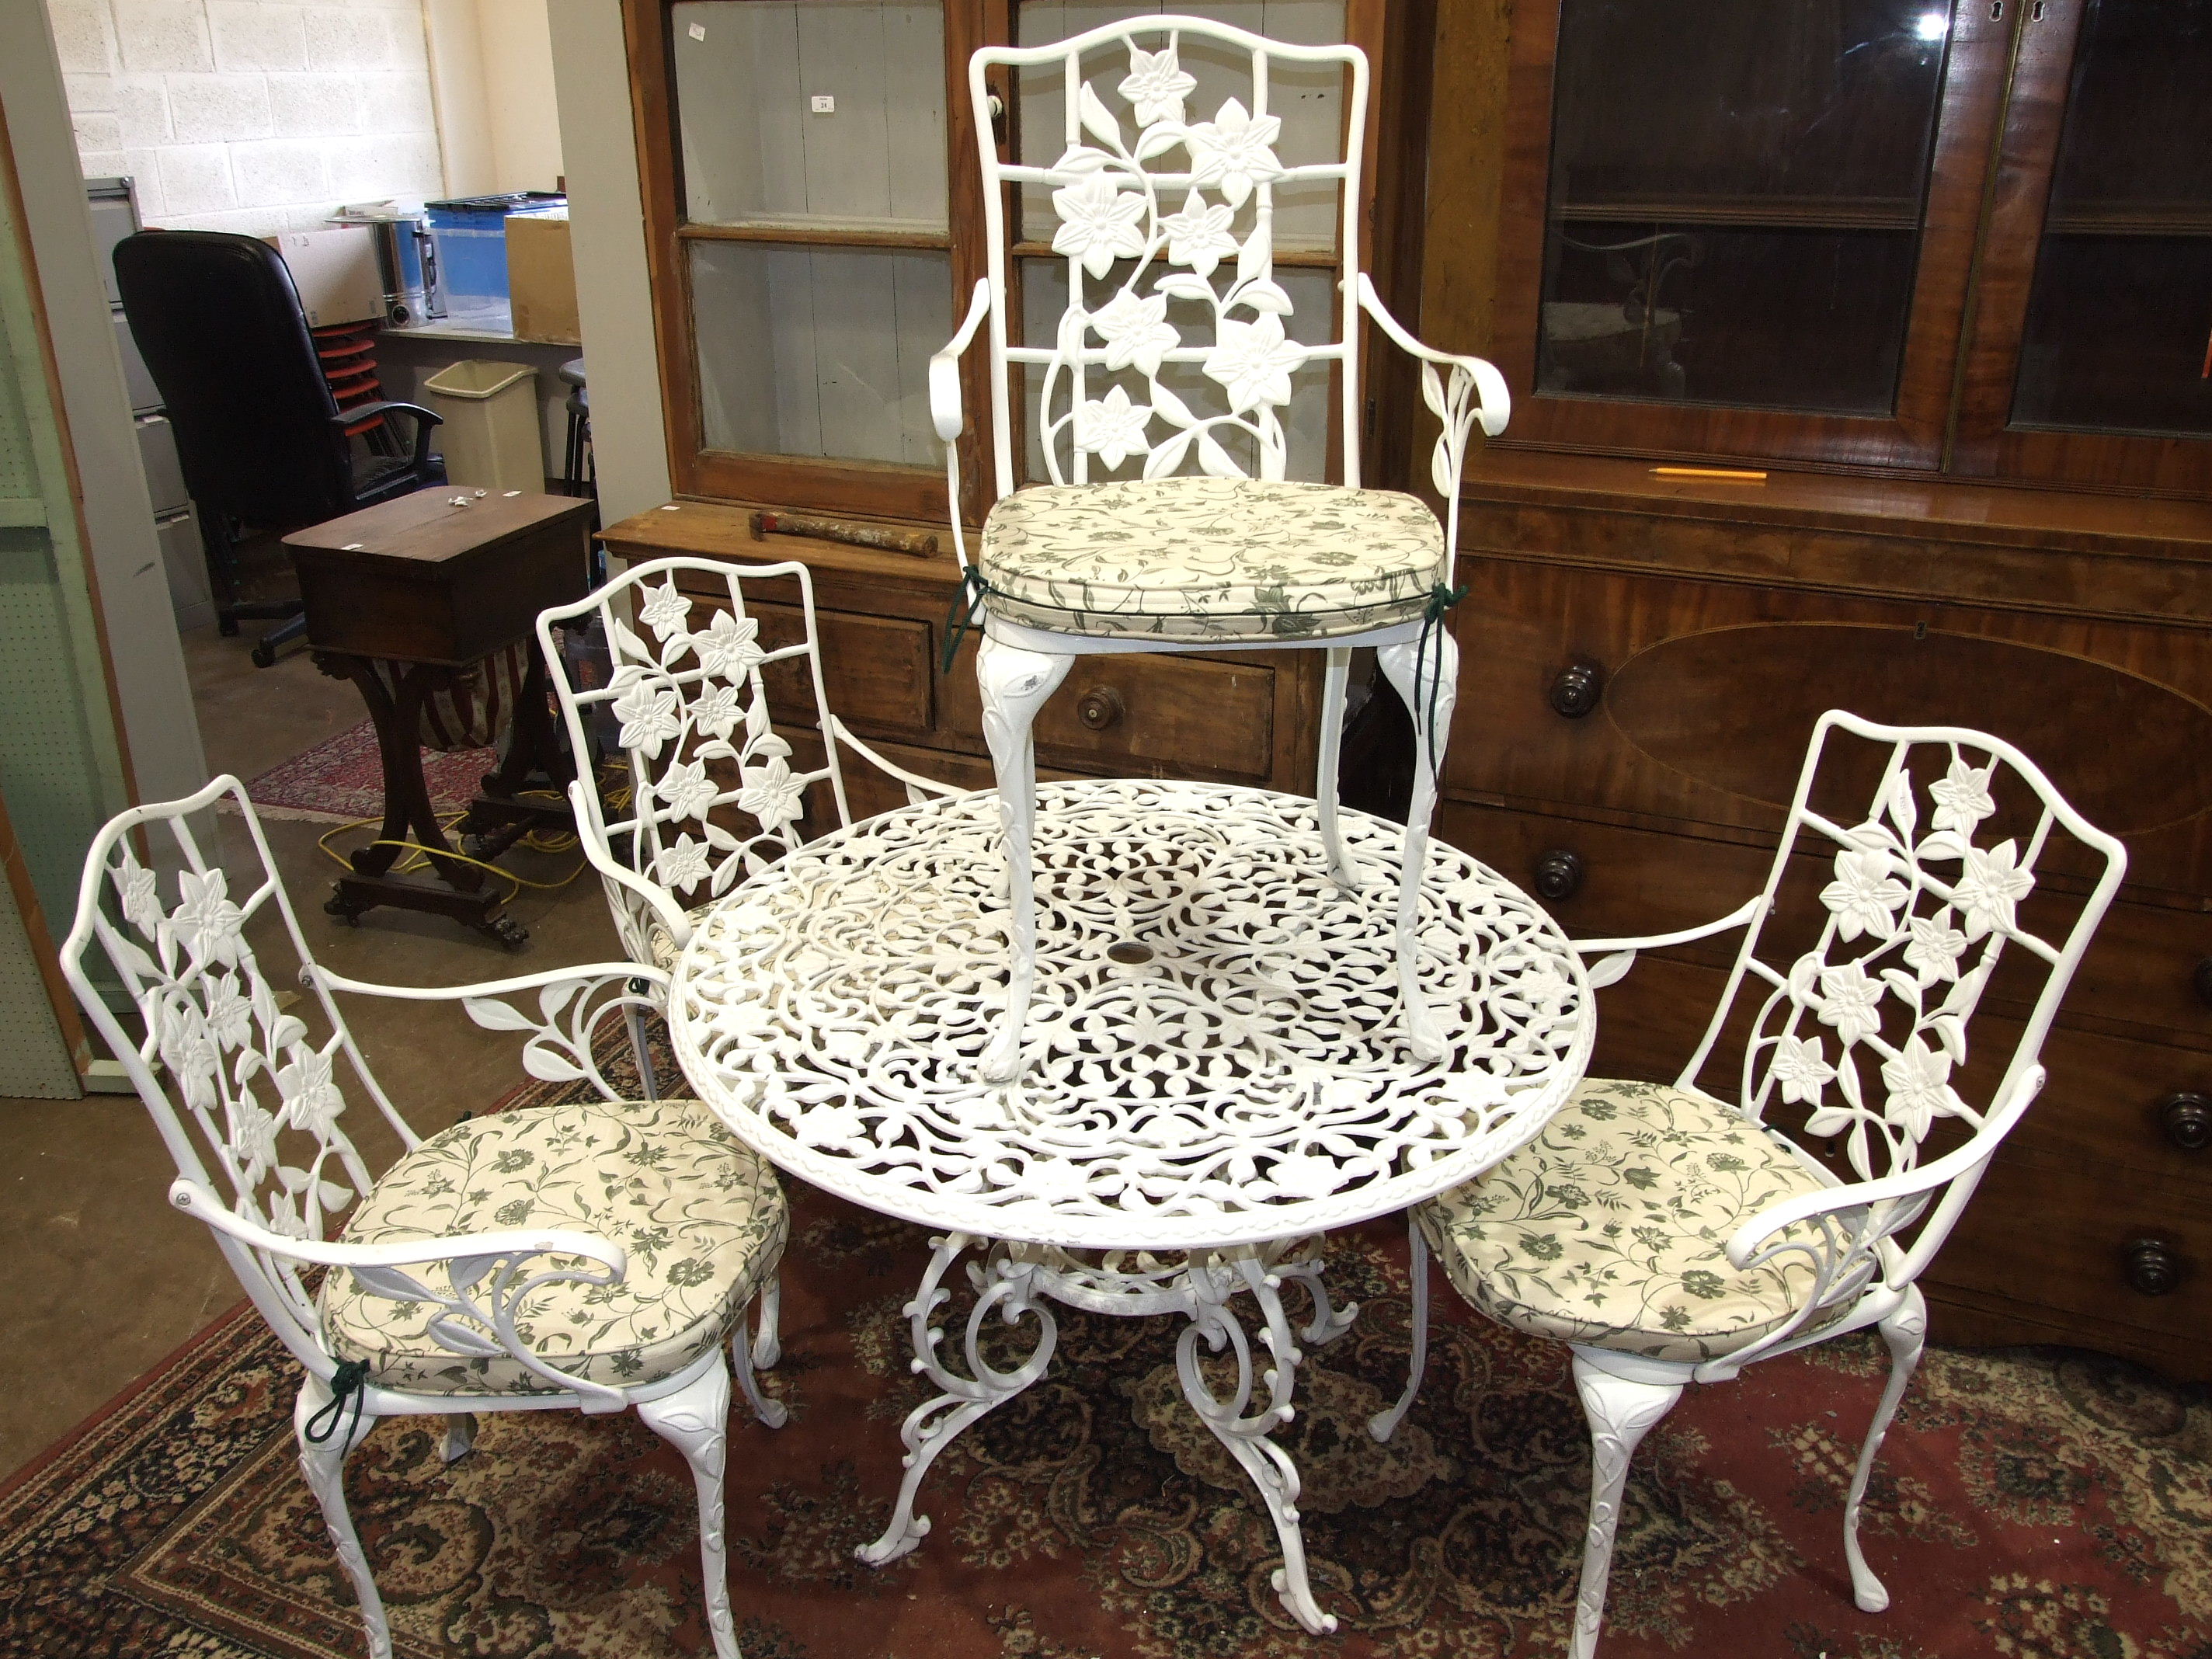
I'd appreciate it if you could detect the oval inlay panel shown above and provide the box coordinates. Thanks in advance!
[1603,624,2212,836]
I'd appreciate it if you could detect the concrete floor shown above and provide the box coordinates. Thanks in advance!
[0,622,622,1478]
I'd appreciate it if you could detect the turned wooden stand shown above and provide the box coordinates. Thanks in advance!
[285,489,595,948]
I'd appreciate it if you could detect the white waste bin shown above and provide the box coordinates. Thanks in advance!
[422,360,543,490]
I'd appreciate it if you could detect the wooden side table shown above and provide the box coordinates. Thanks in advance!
[285,489,594,947]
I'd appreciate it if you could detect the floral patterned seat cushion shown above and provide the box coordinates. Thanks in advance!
[322,1097,787,1397]
[1415,1077,1849,1365]
[977,477,1446,642]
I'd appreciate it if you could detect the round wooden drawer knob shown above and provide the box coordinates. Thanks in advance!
[1076,686,1125,731]
[2123,1237,2182,1297]
[2158,1091,2212,1151]
[1534,848,1584,902]
[1548,660,1605,719]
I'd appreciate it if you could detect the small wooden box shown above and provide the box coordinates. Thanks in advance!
[286,490,594,666]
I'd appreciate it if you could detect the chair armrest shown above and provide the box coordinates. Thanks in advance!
[331,399,443,480]
[1573,895,1769,989]
[171,1176,634,1410]
[826,715,969,805]
[930,280,994,443]
[306,959,670,1101]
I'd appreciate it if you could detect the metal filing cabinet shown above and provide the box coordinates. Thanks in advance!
[90,178,213,631]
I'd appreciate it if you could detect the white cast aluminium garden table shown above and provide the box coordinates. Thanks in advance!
[667,777,1595,1633]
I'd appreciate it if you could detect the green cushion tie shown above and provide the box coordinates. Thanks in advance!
[304,1358,371,1447]
[1414,582,1467,791]
[939,566,993,677]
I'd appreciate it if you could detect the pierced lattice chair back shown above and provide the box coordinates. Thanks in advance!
[1657,709,2127,1327]
[61,783,419,1372]
[974,16,1369,493]
[538,555,888,966]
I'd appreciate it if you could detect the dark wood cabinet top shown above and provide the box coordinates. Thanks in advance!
[1464,449,2212,558]
[286,489,594,569]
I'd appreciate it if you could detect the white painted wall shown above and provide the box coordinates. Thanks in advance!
[47,0,444,234]
[425,0,564,198]
[546,0,669,521]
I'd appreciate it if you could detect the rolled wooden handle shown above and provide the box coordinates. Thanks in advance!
[749,510,938,558]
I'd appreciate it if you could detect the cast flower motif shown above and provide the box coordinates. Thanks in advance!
[1091,292,1180,376]
[1051,176,1147,279]
[1903,909,1968,985]
[1929,757,1997,835]
[201,972,255,1050]
[1073,385,1156,469]
[1202,313,1307,412]
[231,1099,280,1184]
[694,610,763,680]
[276,1045,345,1137]
[613,680,682,758]
[637,581,691,638]
[1820,847,1908,941]
[115,857,162,935]
[1952,840,2033,940]
[169,869,245,967]
[737,757,806,830]
[656,757,720,823]
[1159,190,1239,276]
[1118,42,1195,127]
[691,683,743,741]
[1814,960,1885,1045]
[1268,1150,1345,1200]
[156,1000,221,1111]
[1182,97,1285,208]
[1880,1035,1962,1140]
[1769,1033,1835,1107]
[653,833,714,892]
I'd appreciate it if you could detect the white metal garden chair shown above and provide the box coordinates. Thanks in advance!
[537,555,964,1062]
[1369,711,2127,1658]
[60,778,790,1659]
[932,15,1509,1080]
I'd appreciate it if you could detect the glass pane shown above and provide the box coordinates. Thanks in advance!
[1017,256,1336,484]
[690,243,953,465]
[1014,3,1349,255]
[673,1,948,233]
[1536,1,1951,412]
[2009,0,2212,436]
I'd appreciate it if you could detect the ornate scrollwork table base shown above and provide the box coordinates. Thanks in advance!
[669,780,1594,1634]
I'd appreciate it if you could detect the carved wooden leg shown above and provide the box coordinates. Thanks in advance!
[1844,1285,1928,1613]
[1376,631,1459,1061]
[975,637,1073,1083]
[753,1275,782,1370]
[1568,1356,1683,1659]
[1369,1212,1430,1442]
[638,1362,741,1659]
[440,1411,477,1463]
[293,1376,391,1659]
[1314,646,1358,889]
[731,1297,788,1428]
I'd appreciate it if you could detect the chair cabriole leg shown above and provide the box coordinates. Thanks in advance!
[1569,1356,1683,1659]
[1370,1212,1430,1442]
[1376,630,1459,1061]
[626,1003,659,1102]
[293,1376,392,1659]
[638,1361,743,1659]
[731,1296,788,1428]
[975,637,1073,1083]
[753,1275,782,1370]
[1845,1284,1928,1613]
[1315,645,1357,889]
[440,1411,477,1462]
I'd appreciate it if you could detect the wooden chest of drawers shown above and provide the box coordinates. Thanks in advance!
[1434,452,2212,1382]
[597,501,1325,822]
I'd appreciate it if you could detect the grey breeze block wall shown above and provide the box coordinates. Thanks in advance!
[47,0,447,235]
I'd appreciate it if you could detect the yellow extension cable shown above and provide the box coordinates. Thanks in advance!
[315,789,591,896]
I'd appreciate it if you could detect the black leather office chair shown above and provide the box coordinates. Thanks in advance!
[114,231,446,666]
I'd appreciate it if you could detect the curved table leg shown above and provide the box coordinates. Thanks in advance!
[1178,1253,1337,1635]
[1267,1237,1358,1348]
[857,1233,1058,1567]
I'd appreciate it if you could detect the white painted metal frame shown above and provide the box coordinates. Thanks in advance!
[670,777,1597,1632]
[58,777,788,1659]
[537,554,967,1093]
[931,16,1509,1080]
[1371,711,2129,1659]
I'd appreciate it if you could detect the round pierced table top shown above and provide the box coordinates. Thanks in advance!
[670,780,1594,1251]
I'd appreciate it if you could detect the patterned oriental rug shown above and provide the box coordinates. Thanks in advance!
[239,719,497,823]
[5,1040,2209,1659]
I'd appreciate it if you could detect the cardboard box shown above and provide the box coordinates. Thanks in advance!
[506,209,580,346]
[265,227,381,327]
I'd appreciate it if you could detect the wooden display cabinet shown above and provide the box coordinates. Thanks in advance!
[1417,0,2212,1379]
